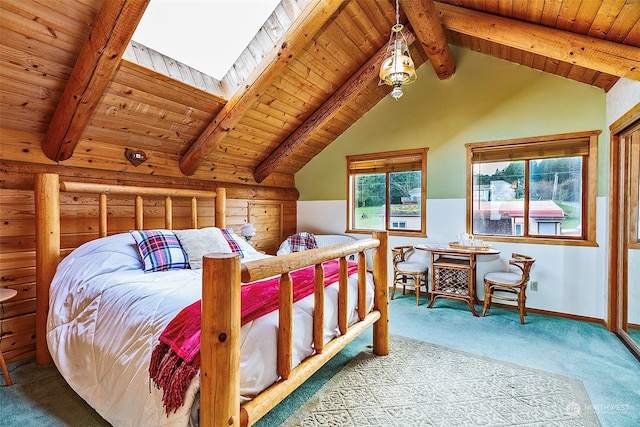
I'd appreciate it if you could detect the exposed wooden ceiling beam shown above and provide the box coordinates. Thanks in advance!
[41,0,149,162]
[400,0,454,80]
[254,31,418,183]
[435,2,640,81]
[179,0,347,177]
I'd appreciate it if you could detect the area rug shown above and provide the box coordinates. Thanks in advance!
[282,335,600,426]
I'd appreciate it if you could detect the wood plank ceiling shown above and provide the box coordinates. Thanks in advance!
[1,0,639,189]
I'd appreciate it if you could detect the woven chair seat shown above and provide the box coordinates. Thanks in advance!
[396,261,428,273]
[484,271,521,285]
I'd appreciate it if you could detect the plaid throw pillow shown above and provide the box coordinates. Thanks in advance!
[130,230,190,272]
[287,232,318,252]
[221,228,245,258]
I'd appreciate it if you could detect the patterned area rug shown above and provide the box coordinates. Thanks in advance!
[282,335,600,426]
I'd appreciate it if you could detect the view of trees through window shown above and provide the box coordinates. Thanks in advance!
[473,157,583,237]
[353,171,422,231]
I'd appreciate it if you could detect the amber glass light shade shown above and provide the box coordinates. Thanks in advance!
[379,23,417,100]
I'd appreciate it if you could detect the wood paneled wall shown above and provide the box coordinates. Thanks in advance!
[0,160,298,364]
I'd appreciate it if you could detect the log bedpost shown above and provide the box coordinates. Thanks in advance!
[34,173,60,365]
[201,252,241,427]
[215,188,226,229]
[99,193,107,237]
[372,230,389,356]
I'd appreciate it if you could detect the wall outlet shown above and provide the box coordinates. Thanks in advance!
[530,280,538,291]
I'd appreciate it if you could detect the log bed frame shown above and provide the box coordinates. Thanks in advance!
[34,173,389,427]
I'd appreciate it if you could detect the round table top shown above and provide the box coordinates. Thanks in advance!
[0,288,18,303]
[415,244,500,255]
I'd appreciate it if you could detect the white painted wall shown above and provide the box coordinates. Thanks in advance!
[606,78,640,126]
[298,197,608,319]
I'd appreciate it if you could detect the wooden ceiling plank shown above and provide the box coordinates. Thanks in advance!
[0,60,66,93]
[0,23,79,66]
[0,2,90,52]
[622,20,640,46]
[84,125,185,156]
[606,3,640,44]
[400,0,455,80]
[30,0,99,25]
[511,0,528,22]
[586,0,627,39]
[41,0,150,162]
[357,0,395,33]
[592,72,619,92]
[254,30,417,183]
[321,17,369,70]
[270,73,320,105]
[90,98,203,141]
[342,1,386,47]
[306,34,357,81]
[262,86,314,115]
[1,87,56,116]
[0,69,59,105]
[179,0,346,176]
[569,0,604,34]
[539,0,562,27]
[555,61,573,78]
[436,2,640,80]
[498,0,513,18]
[289,53,340,95]
[555,0,582,32]
[525,0,545,24]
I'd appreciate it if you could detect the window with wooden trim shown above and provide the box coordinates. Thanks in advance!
[466,131,600,244]
[347,148,427,236]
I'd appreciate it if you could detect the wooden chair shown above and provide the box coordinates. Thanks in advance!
[482,253,535,324]
[391,246,429,306]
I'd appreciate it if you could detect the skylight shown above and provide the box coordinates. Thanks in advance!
[132,0,280,80]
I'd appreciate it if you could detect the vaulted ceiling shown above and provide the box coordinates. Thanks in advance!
[1,0,639,189]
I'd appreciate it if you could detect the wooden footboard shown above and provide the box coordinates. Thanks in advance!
[201,231,388,427]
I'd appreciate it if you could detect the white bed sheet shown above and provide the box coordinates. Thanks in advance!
[46,233,374,427]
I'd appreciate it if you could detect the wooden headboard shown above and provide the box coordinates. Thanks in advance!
[33,173,227,364]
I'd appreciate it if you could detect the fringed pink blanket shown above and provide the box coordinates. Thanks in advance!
[149,259,358,414]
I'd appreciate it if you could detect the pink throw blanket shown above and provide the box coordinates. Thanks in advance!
[149,259,358,413]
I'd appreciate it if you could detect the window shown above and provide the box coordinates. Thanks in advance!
[347,148,427,236]
[466,131,599,245]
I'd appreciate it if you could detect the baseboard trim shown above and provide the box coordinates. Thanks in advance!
[387,286,606,325]
[484,301,606,326]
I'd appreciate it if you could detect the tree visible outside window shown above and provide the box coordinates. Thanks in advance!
[466,131,599,245]
[347,148,427,236]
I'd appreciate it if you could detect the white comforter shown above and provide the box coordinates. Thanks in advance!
[46,233,374,427]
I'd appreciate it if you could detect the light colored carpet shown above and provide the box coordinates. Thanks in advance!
[282,335,600,426]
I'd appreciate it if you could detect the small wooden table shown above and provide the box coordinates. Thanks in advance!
[417,245,499,316]
[1,287,18,386]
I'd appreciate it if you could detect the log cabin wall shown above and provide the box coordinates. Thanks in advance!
[0,161,298,364]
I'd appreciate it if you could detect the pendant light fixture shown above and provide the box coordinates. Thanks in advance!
[379,0,417,100]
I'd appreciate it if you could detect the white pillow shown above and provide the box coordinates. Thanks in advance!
[174,227,231,269]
